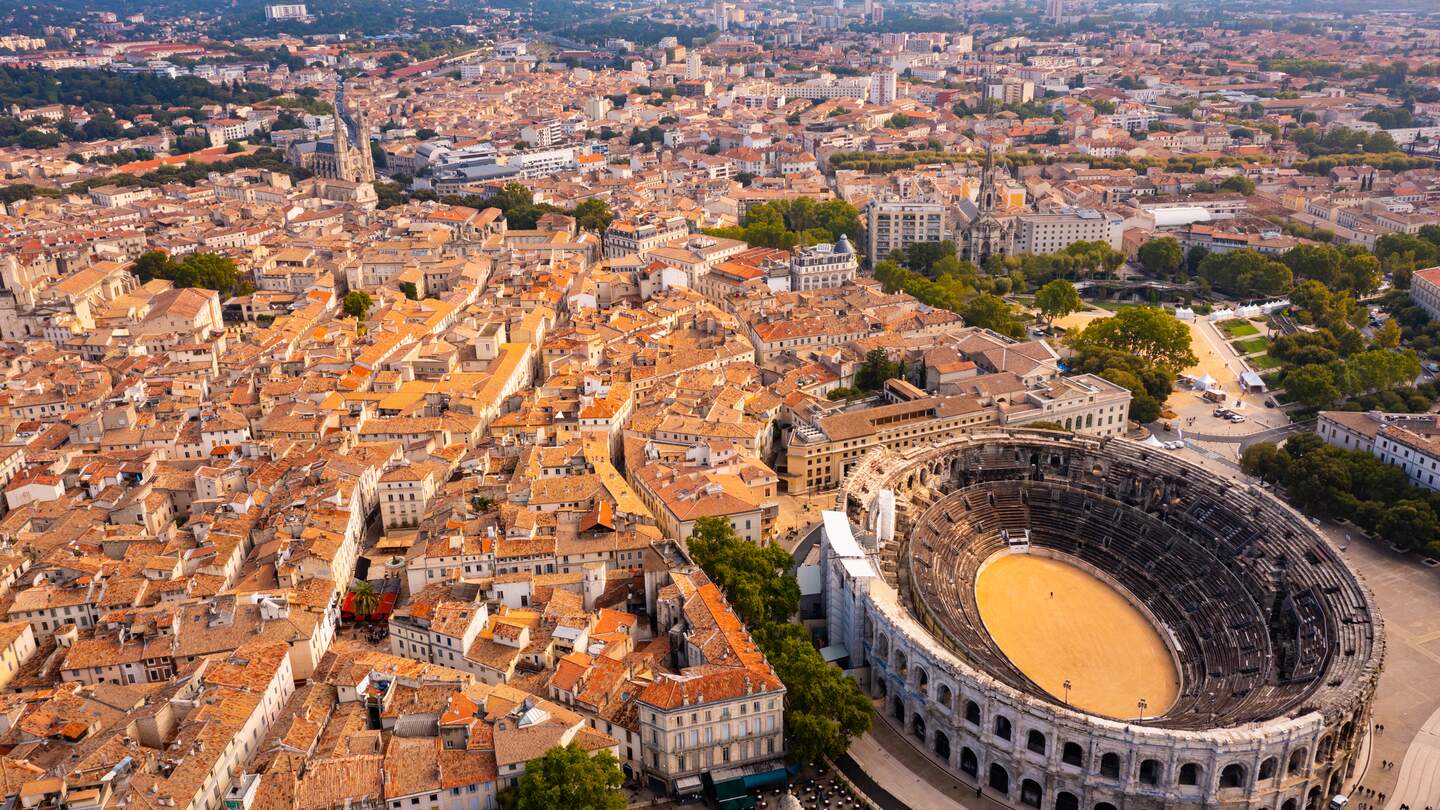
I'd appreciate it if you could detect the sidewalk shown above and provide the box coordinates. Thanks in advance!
[846,708,1015,810]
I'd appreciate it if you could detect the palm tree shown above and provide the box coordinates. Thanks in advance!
[350,579,381,621]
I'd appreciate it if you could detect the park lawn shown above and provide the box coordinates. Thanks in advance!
[1250,353,1282,370]
[1219,319,1260,338]
[1232,336,1271,354]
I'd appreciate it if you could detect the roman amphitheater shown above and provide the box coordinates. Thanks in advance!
[819,430,1384,810]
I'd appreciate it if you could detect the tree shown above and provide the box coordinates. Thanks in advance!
[343,290,373,320]
[1137,237,1183,276]
[572,198,614,232]
[129,250,250,297]
[1378,499,1439,549]
[962,294,1025,338]
[855,348,903,392]
[1240,443,1292,482]
[497,743,625,810]
[1098,368,1161,424]
[1034,279,1082,327]
[753,623,874,764]
[1283,363,1341,409]
[1067,307,1197,373]
[349,580,381,620]
[398,281,419,300]
[686,517,797,626]
[1197,250,1292,297]
[1374,319,1401,349]
[1219,175,1255,195]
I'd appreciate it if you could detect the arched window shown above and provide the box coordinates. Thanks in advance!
[989,763,1010,795]
[1220,763,1246,789]
[1100,752,1120,780]
[1179,763,1201,786]
[960,747,978,777]
[994,715,1013,741]
[1056,792,1079,810]
[933,731,950,761]
[1096,803,1119,810]
[1258,757,1278,780]
[1062,742,1084,767]
[1026,730,1047,755]
[915,666,928,691]
[1020,779,1043,808]
[1288,748,1308,776]
[937,683,953,710]
[965,700,981,726]
[1139,759,1162,786]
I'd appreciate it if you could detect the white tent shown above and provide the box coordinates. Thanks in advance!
[1195,373,1217,390]
[1142,434,1165,448]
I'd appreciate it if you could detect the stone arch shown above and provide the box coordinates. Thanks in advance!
[960,747,979,777]
[934,730,950,761]
[1056,792,1079,810]
[1328,770,1343,797]
[936,683,954,711]
[894,649,908,678]
[993,714,1013,741]
[1220,763,1247,789]
[891,696,905,722]
[1306,786,1323,810]
[1315,736,1333,763]
[874,632,890,660]
[914,665,929,692]
[989,763,1010,795]
[964,700,981,726]
[1095,803,1118,810]
[1139,758,1162,786]
[1288,748,1308,776]
[1026,729,1047,755]
[1282,801,1298,810]
[1178,763,1202,786]
[910,711,926,742]
[1259,757,1278,781]
[1099,752,1121,780]
[1020,778,1043,808]
[1061,742,1084,767]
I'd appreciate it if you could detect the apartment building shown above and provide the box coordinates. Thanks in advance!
[866,199,947,267]
[789,235,858,291]
[639,572,786,798]
[1409,266,1440,320]
[784,374,1132,493]
[1318,410,1440,491]
[604,216,692,258]
[1014,209,1125,254]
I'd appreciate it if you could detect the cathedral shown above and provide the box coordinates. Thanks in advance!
[956,146,1016,266]
[308,78,376,183]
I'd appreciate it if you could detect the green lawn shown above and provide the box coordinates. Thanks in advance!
[1250,353,1282,370]
[1232,337,1271,354]
[1219,319,1260,338]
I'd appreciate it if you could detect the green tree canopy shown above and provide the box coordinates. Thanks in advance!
[1137,237,1183,276]
[1067,307,1197,373]
[1034,279,1082,326]
[686,517,797,626]
[129,250,251,298]
[855,347,904,392]
[343,290,374,320]
[497,743,625,810]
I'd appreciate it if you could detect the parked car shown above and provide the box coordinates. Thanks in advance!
[1230,414,1247,423]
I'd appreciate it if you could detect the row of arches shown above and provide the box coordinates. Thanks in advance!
[879,641,1334,796]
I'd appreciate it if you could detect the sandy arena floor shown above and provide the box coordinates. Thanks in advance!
[975,553,1180,720]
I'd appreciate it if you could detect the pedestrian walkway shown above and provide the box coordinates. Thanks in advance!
[846,708,1014,810]
[1386,704,1440,810]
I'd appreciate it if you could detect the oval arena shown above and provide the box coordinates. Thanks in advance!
[818,430,1383,810]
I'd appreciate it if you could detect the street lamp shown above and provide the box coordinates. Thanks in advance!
[1063,679,1072,705]
[1137,698,1148,721]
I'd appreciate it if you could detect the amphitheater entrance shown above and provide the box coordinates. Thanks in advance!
[975,552,1180,720]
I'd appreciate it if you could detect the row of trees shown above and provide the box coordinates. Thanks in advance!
[687,517,874,764]
[704,198,863,251]
[1242,434,1440,556]
[420,183,615,232]
[873,258,1027,339]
